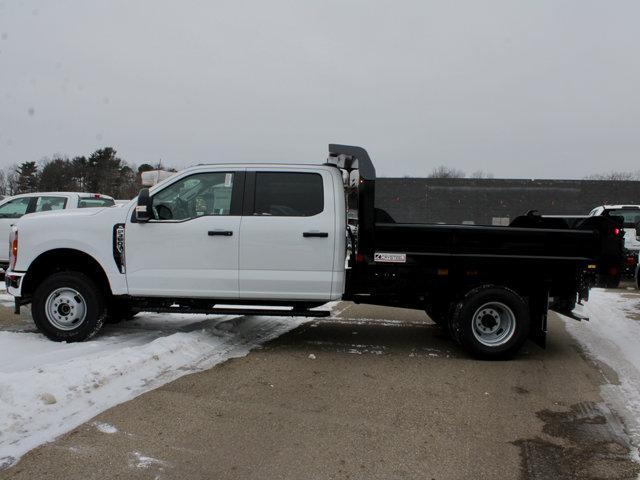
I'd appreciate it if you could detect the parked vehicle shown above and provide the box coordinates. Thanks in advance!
[589,205,640,283]
[4,145,620,358]
[539,215,624,288]
[0,193,115,270]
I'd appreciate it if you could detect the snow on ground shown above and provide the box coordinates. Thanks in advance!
[564,288,640,448]
[0,307,320,469]
[0,282,14,308]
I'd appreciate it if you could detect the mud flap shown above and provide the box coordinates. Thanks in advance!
[529,288,549,348]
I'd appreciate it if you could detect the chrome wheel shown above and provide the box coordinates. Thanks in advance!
[45,287,87,331]
[471,302,516,347]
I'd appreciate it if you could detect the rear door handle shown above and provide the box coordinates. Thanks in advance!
[208,230,233,236]
[303,232,329,238]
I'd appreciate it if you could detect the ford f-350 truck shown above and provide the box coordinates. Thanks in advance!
[5,145,622,358]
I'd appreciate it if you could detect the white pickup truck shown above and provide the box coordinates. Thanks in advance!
[588,205,640,284]
[0,192,115,269]
[4,145,618,358]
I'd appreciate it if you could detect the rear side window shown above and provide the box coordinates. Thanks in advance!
[0,197,31,218]
[254,172,324,216]
[78,197,115,208]
[603,208,640,227]
[34,196,67,212]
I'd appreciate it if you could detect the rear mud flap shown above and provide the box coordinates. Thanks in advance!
[529,312,547,348]
[529,289,549,348]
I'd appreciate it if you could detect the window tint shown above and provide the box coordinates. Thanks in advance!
[0,197,31,218]
[152,172,234,220]
[34,196,67,212]
[254,172,323,217]
[78,197,115,208]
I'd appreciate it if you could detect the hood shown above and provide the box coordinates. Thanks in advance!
[16,205,129,231]
[22,208,107,219]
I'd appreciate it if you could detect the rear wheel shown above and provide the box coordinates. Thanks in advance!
[450,286,530,359]
[32,271,106,342]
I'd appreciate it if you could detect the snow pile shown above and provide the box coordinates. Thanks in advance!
[564,289,640,445]
[0,311,312,468]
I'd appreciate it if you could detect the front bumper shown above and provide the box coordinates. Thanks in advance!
[5,271,25,297]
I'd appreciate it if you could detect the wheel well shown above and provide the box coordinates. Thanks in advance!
[21,249,112,299]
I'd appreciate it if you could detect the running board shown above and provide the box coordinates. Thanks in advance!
[146,307,331,318]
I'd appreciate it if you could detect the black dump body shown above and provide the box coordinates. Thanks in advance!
[353,215,621,307]
[328,144,623,347]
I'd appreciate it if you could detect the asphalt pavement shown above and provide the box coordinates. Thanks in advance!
[1,301,639,480]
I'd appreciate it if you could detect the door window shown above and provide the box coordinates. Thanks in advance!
[152,172,235,220]
[34,196,67,212]
[253,172,323,216]
[0,197,31,218]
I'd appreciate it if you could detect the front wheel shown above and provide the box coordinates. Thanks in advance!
[32,271,106,342]
[450,286,530,359]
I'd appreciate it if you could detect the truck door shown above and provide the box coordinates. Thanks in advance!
[239,170,336,301]
[125,170,244,298]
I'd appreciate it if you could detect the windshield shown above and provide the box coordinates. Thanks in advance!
[604,208,640,227]
[78,197,115,208]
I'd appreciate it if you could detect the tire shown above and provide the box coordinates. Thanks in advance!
[449,286,530,359]
[105,301,138,324]
[31,271,106,342]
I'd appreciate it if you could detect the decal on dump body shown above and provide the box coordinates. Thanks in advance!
[374,252,407,263]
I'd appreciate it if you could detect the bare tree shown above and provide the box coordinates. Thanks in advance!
[5,165,20,195]
[470,170,494,179]
[585,171,640,181]
[428,165,466,178]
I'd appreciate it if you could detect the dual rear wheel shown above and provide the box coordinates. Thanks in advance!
[429,286,530,359]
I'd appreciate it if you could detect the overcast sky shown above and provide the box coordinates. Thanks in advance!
[1,1,639,178]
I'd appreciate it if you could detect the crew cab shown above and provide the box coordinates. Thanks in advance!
[0,192,115,269]
[5,145,621,358]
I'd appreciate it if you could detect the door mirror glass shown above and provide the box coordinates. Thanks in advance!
[136,188,152,222]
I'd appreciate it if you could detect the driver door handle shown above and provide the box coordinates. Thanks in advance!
[208,230,233,236]
[303,232,328,238]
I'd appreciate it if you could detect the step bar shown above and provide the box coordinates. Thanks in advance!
[144,306,331,318]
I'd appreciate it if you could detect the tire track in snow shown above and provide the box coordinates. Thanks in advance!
[0,310,318,469]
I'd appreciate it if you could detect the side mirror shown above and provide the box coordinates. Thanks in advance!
[135,188,153,222]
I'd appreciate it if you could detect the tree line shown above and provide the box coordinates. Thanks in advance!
[0,147,173,199]
[424,166,639,180]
